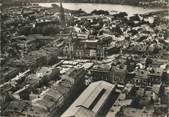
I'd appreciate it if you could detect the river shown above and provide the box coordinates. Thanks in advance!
[38,3,164,16]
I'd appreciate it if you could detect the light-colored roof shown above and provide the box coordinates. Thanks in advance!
[81,39,99,43]
[61,81,115,117]
[152,84,161,95]
[92,64,112,71]
[82,63,94,70]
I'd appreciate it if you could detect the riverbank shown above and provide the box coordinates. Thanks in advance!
[3,0,168,9]
[34,2,169,8]
[37,3,167,16]
[31,0,169,7]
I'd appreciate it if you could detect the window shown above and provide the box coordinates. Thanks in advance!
[89,89,106,110]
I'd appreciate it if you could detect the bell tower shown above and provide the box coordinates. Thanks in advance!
[59,0,65,26]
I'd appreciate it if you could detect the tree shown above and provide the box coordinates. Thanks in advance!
[51,4,60,9]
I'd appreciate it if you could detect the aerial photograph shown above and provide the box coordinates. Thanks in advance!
[0,0,169,117]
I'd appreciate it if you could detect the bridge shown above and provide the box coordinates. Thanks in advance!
[144,9,169,17]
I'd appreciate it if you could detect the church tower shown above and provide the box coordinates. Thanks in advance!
[59,0,65,26]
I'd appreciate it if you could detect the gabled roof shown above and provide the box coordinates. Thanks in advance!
[61,81,115,117]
